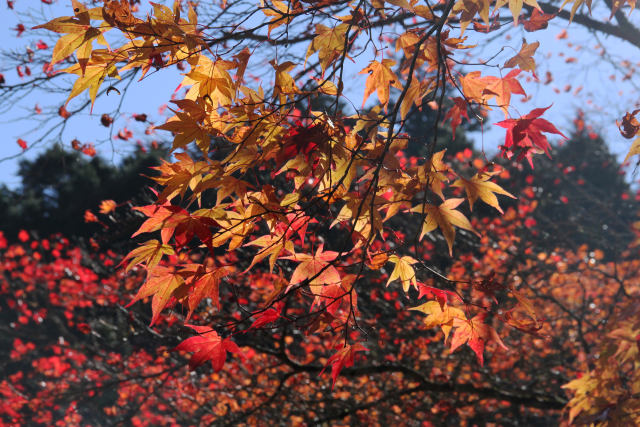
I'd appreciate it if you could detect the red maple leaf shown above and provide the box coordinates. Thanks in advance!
[175,325,240,371]
[321,343,368,389]
[496,106,566,167]
[276,123,328,165]
[522,10,555,32]
[443,97,469,140]
[249,302,283,330]
[417,282,461,308]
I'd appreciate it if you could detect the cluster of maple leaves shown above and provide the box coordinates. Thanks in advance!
[2,149,639,423]
[4,0,638,424]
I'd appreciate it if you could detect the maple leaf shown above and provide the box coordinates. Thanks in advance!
[59,63,120,112]
[443,97,469,140]
[452,171,516,213]
[33,2,103,72]
[182,56,236,107]
[172,214,218,250]
[282,245,341,295]
[395,30,421,56]
[156,109,211,152]
[132,203,190,243]
[559,0,593,21]
[359,59,402,109]
[98,199,117,214]
[400,79,432,120]
[272,60,299,101]
[522,9,555,31]
[417,149,450,200]
[483,69,526,116]
[411,301,465,340]
[500,289,544,335]
[317,274,358,316]
[453,0,490,34]
[305,23,349,74]
[473,17,501,33]
[618,109,640,139]
[276,124,327,165]
[245,233,295,273]
[127,265,184,326]
[262,0,302,37]
[120,239,175,272]
[366,252,389,270]
[459,71,497,106]
[494,0,541,25]
[179,264,233,320]
[132,202,218,251]
[386,254,418,292]
[624,138,640,162]
[450,313,508,365]
[416,283,462,308]
[249,303,283,330]
[175,325,240,371]
[504,40,539,73]
[496,105,566,167]
[84,209,98,223]
[411,199,476,256]
[321,343,368,389]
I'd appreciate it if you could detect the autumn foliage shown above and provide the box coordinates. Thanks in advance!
[2,0,640,424]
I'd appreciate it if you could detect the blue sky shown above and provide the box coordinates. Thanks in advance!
[0,1,638,188]
[0,1,182,187]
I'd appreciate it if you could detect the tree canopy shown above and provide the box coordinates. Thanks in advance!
[2,0,640,425]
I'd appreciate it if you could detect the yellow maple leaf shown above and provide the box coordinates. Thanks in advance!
[494,0,541,25]
[452,171,516,213]
[305,23,349,74]
[410,301,465,340]
[59,62,120,111]
[559,0,593,21]
[624,137,640,162]
[411,199,476,255]
[386,254,418,292]
[120,240,175,273]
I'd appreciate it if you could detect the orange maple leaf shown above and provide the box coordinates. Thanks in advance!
[450,313,508,365]
[359,59,402,109]
[483,69,526,116]
[504,40,539,73]
[127,265,184,326]
[179,264,233,320]
[282,245,341,295]
[99,199,117,214]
